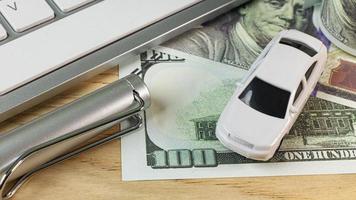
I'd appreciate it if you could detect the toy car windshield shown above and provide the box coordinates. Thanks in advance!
[238,77,291,119]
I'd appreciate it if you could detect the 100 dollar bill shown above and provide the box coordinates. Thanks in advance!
[120,47,356,180]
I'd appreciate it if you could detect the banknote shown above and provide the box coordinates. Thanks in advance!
[318,0,356,56]
[120,0,356,180]
[316,46,356,108]
[164,0,317,70]
[163,0,356,110]
[310,1,356,108]
[120,47,356,181]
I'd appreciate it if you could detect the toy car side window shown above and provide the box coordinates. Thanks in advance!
[293,82,304,104]
[305,61,317,81]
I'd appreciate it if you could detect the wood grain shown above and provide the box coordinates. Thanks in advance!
[1,67,356,200]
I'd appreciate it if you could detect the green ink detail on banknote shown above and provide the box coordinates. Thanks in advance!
[176,79,236,138]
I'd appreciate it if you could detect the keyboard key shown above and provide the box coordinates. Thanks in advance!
[0,24,7,41]
[0,0,55,32]
[52,0,95,12]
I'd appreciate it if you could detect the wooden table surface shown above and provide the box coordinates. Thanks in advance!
[1,68,355,200]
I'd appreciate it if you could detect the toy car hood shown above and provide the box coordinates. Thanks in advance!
[217,98,288,151]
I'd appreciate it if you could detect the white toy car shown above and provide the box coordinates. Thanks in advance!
[216,30,327,161]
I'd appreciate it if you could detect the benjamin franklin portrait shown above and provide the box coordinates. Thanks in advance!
[164,0,317,70]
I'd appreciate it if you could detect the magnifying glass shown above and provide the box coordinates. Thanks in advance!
[0,72,150,199]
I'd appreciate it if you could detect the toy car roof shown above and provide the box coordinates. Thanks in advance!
[255,30,323,93]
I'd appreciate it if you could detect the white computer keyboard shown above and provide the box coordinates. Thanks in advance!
[0,0,98,39]
[0,0,248,122]
[0,0,200,95]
